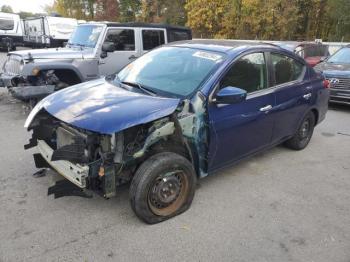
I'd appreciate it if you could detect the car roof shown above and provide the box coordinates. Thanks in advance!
[82,22,190,31]
[168,39,284,53]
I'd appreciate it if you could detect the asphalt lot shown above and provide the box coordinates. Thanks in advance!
[0,50,350,262]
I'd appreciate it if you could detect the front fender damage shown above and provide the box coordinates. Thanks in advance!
[25,92,209,198]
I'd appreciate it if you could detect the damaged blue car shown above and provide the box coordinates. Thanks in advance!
[24,40,329,223]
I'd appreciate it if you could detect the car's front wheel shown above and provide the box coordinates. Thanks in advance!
[285,111,315,150]
[130,152,196,224]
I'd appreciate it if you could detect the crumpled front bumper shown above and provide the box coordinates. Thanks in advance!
[37,140,89,188]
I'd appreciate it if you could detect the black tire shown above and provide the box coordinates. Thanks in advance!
[285,111,315,150]
[130,152,196,224]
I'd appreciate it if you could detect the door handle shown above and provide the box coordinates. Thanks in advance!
[303,93,312,100]
[129,55,138,60]
[259,105,273,112]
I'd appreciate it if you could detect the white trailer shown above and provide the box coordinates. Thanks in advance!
[23,16,78,48]
[0,12,24,51]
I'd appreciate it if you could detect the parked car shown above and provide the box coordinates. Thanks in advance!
[324,42,349,55]
[23,16,78,48]
[315,45,350,105]
[272,41,330,67]
[0,12,24,51]
[24,40,329,223]
[0,22,192,104]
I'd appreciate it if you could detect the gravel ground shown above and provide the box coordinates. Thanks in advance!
[0,50,350,262]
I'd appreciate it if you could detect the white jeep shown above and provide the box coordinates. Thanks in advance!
[0,22,191,103]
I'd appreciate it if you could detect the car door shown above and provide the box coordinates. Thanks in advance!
[140,28,166,56]
[268,52,311,143]
[208,52,276,171]
[98,27,140,76]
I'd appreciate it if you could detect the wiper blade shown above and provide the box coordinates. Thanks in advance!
[121,81,156,96]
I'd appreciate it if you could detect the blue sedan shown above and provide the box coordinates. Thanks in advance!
[24,40,330,223]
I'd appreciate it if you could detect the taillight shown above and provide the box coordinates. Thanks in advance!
[323,79,330,89]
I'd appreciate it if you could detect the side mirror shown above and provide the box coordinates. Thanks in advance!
[214,86,247,104]
[102,42,115,53]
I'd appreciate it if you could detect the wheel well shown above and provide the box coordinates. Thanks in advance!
[311,108,319,125]
[148,140,192,162]
[53,69,81,85]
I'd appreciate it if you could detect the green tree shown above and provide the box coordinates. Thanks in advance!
[185,0,229,38]
[140,0,186,25]
[119,0,142,22]
[1,5,13,13]
[95,0,119,21]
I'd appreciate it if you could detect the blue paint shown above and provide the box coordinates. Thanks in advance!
[40,78,180,134]
[27,41,329,175]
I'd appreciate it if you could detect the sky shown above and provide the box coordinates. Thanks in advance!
[0,0,54,13]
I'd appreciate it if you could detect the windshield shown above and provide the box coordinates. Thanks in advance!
[327,47,350,64]
[0,18,14,30]
[68,25,103,48]
[116,47,225,97]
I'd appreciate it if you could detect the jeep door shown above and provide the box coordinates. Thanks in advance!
[98,27,141,76]
[208,52,276,171]
[139,28,167,56]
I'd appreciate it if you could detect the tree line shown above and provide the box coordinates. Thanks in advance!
[2,0,350,41]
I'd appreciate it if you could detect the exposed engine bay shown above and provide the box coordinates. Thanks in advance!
[25,96,208,199]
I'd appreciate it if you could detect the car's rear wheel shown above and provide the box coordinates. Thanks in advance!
[129,152,196,224]
[285,111,315,150]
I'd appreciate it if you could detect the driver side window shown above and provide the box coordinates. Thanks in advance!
[220,53,267,93]
[104,29,135,51]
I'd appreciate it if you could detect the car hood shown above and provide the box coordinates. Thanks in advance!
[27,78,180,134]
[315,62,350,76]
[9,47,94,60]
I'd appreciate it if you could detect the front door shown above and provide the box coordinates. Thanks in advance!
[99,27,140,76]
[208,52,276,171]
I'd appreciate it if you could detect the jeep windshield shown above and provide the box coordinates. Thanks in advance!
[116,46,225,98]
[67,25,103,48]
[327,47,350,64]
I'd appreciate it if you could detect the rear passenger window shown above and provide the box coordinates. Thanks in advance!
[104,29,135,51]
[220,53,267,93]
[271,53,304,85]
[168,30,191,42]
[142,30,165,50]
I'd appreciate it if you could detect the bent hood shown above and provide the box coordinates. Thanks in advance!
[9,47,93,60]
[26,78,180,134]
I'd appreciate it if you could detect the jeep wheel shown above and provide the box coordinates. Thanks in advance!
[285,111,315,150]
[129,152,196,224]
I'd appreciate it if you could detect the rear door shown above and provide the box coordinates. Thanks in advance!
[99,27,140,76]
[268,52,311,143]
[208,52,276,171]
[140,28,166,56]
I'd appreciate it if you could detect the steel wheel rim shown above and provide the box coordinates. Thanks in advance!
[148,170,189,216]
[299,118,311,140]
